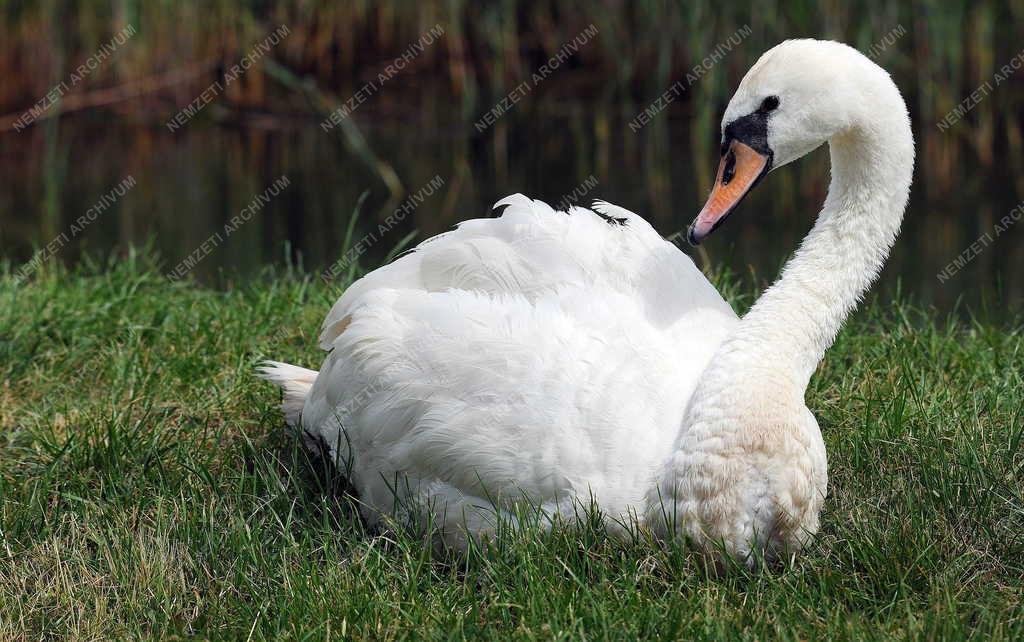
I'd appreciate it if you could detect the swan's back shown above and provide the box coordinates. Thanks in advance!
[300,195,738,542]
[318,195,733,347]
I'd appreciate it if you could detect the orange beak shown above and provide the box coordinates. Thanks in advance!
[687,140,771,245]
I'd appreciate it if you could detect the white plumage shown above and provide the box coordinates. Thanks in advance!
[260,39,915,563]
[265,195,737,543]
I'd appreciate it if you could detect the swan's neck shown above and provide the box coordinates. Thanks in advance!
[718,118,913,391]
[643,102,913,547]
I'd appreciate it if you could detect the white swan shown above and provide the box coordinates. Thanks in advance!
[260,39,913,562]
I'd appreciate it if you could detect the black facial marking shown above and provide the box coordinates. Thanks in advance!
[720,95,782,160]
[722,110,771,157]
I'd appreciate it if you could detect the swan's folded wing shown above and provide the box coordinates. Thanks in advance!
[304,285,710,517]
[318,194,735,349]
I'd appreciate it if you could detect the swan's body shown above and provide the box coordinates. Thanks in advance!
[261,39,914,562]
[271,197,739,545]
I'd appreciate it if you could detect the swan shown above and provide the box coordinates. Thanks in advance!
[260,39,914,563]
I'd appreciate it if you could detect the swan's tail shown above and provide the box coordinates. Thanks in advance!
[257,360,319,427]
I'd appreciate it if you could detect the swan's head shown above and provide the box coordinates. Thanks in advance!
[688,39,898,244]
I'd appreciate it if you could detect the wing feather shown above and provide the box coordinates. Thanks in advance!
[302,194,740,536]
[319,194,732,348]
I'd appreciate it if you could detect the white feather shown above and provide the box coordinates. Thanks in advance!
[256,361,318,428]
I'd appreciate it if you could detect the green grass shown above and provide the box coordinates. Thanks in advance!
[1,251,1023,640]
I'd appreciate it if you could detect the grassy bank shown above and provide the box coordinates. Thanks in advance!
[1,254,1022,640]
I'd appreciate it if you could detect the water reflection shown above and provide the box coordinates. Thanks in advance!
[2,79,1021,318]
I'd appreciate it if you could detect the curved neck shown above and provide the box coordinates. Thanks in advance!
[715,109,914,393]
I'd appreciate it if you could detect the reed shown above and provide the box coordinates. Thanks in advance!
[2,1,1022,178]
[2,1,1022,313]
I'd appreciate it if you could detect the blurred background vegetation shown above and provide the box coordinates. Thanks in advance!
[1,1,1022,315]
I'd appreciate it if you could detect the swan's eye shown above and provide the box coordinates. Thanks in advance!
[760,95,780,112]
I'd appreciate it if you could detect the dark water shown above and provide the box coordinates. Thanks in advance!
[2,83,1022,318]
